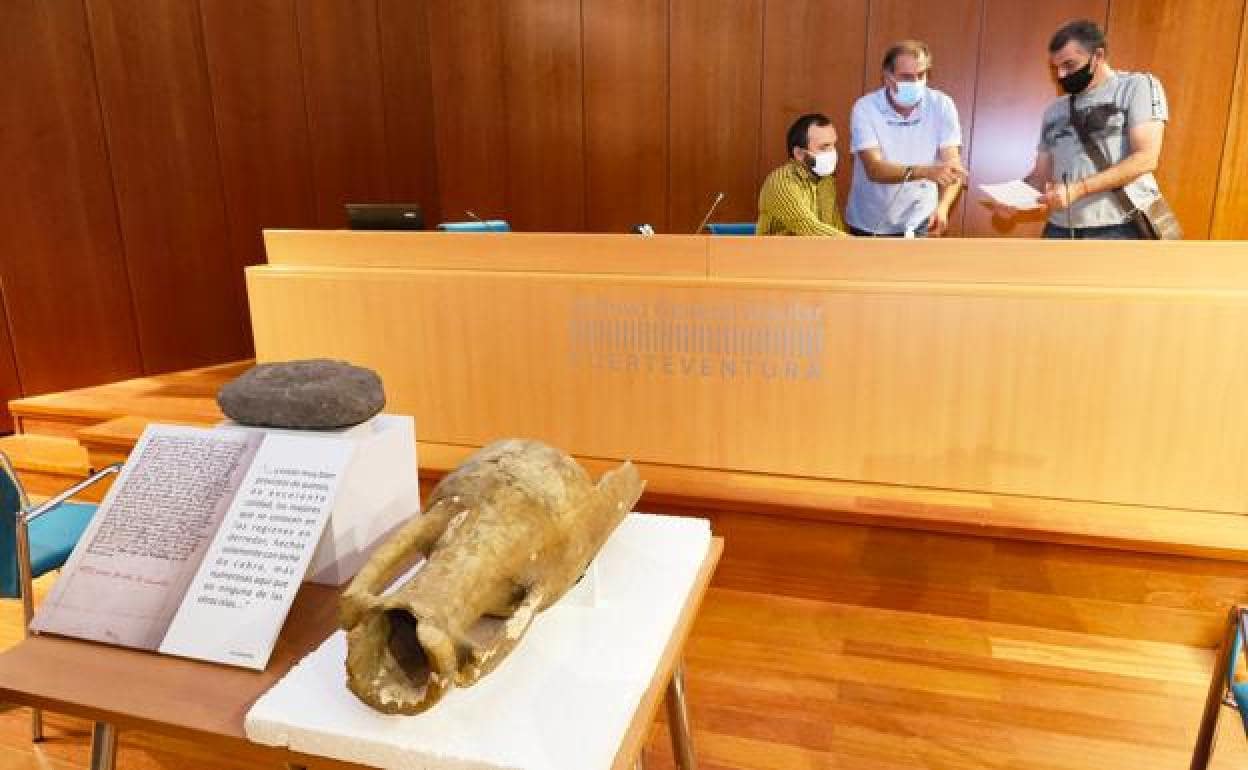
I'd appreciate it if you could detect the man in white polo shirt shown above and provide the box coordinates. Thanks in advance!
[846,40,966,237]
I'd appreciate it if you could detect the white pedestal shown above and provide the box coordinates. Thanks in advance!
[244,513,711,770]
[219,414,421,586]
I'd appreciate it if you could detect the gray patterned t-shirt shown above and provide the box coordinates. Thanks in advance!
[1037,71,1168,228]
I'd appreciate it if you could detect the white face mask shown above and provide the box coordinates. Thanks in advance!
[893,80,926,108]
[809,149,838,177]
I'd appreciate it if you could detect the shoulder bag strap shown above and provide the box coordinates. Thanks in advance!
[1068,96,1138,218]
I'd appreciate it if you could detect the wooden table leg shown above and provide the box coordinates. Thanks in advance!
[664,660,697,770]
[89,722,117,770]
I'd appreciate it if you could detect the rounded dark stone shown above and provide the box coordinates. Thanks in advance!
[218,359,386,429]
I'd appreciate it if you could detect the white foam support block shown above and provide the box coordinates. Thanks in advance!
[245,513,712,770]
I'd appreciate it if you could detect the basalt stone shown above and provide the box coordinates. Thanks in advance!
[218,359,385,429]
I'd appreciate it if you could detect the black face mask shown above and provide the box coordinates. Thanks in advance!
[1059,55,1097,95]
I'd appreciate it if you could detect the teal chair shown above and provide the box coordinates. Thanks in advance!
[0,453,120,742]
[1190,605,1248,768]
[437,220,511,232]
[706,222,756,235]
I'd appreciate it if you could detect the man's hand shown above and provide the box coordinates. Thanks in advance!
[919,159,967,187]
[927,205,951,236]
[1040,179,1087,210]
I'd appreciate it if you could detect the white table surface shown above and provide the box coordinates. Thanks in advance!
[245,512,712,770]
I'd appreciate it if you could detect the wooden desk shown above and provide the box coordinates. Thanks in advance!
[251,231,1248,516]
[0,537,722,770]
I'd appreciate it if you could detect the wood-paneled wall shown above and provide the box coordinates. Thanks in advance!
[423,0,1248,238]
[0,0,438,427]
[0,0,143,422]
[4,0,1248,427]
[1214,2,1248,238]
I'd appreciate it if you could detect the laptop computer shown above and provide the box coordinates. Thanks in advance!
[345,203,424,231]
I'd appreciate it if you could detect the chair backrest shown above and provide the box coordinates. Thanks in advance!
[1192,605,1248,769]
[436,220,511,232]
[0,452,29,599]
[706,222,756,236]
[1229,610,1248,736]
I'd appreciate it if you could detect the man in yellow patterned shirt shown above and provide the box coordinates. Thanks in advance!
[756,113,850,237]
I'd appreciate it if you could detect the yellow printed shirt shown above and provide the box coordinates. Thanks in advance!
[756,161,849,237]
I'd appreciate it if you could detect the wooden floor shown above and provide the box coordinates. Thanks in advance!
[2,364,1248,768]
[1,571,1245,769]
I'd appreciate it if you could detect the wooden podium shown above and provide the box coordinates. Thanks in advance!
[247,231,1248,558]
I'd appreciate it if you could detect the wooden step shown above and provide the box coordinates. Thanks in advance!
[407,442,1248,563]
[0,433,100,502]
[77,414,216,469]
[13,358,1248,564]
[8,360,246,440]
[71,415,1248,563]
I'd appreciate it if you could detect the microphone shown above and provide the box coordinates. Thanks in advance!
[870,166,916,236]
[694,192,726,234]
[1062,173,1074,240]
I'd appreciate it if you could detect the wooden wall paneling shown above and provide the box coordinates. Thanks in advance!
[758,0,868,231]
[498,0,586,233]
[0,316,21,432]
[669,0,766,231]
[0,0,142,403]
[1213,8,1248,239]
[962,0,1110,237]
[199,0,317,355]
[1108,0,1245,240]
[427,2,507,224]
[583,0,670,234]
[864,0,985,236]
[377,0,441,228]
[85,0,248,374]
[294,0,390,228]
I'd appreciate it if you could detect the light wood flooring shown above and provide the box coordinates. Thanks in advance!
[0,571,1245,769]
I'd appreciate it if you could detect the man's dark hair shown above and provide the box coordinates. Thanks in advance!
[1049,19,1107,55]
[786,113,831,159]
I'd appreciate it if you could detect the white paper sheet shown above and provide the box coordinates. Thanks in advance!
[979,179,1044,210]
[31,425,262,649]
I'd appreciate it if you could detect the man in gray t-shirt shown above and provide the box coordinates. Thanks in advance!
[996,19,1170,239]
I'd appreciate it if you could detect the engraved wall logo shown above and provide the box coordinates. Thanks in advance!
[567,297,825,381]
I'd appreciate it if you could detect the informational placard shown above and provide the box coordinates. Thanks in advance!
[32,424,353,670]
[160,434,352,668]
